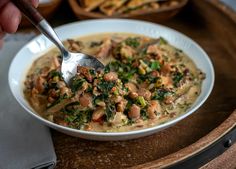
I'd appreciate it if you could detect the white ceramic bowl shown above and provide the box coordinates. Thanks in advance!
[8,19,214,141]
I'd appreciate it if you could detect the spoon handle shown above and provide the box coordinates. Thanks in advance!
[11,0,43,26]
[11,0,69,58]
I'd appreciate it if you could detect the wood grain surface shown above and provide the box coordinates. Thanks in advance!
[49,0,236,168]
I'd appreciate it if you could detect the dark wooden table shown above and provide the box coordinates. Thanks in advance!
[20,0,236,168]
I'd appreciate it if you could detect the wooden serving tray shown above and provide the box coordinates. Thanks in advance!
[53,0,236,168]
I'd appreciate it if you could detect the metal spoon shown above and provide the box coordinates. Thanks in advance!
[11,0,104,85]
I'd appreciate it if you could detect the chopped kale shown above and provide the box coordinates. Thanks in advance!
[97,80,116,93]
[136,96,147,107]
[85,85,93,93]
[65,109,93,129]
[47,93,69,108]
[173,72,184,87]
[141,109,148,120]
[152,89,170,101]
[93,93,109,104]
[150,61,161,71]
[105,104,115,121]
[49,70,62,79]
[90,41,102,47]
[71,78,86,92]
[125,37,140,48]
[159,37,168,45]
[89,69,96,76]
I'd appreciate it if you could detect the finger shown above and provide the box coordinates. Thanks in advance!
[0,0,39,8]
[0,0,8,9]
[0,2,21,33]
[31,0,39,8]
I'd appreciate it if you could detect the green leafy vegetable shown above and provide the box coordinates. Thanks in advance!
[173,72,184,87]
[159,37,168,45]
[125,37,140,48]
[136,96,147,107]
[97,80,115,93]
[150,61,161,71]
[71,78,86,92]
[152,89,170,101]
[140,109,148,120]
[64,109,93,129]
[105,104,115,121]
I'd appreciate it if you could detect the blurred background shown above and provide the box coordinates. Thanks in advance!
[19,0,236,29]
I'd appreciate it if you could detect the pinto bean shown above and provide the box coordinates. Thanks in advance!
[57,81,66,88]
[77,66,93,82]
[96,38,112,58]
[113,95,123,103]
[128,104,140,119]
[79,93,92,107]
[60,87,71,96]
[125,82,137,93]
[129,92,138,99]
[92,107,105,122]
[147,100,162,119]
[35,76,46,93]
[138,88,151,100]
[161,64,172,75]
[120,45,135,58]
[116,100,127,112]
[104,72,118,82]
[161,76,173,88]
[146,45,162,55]
[48,96,55,103]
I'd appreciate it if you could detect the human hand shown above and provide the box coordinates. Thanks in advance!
[0,0,39,48]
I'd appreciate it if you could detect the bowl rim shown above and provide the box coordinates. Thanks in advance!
[8,19,215,137]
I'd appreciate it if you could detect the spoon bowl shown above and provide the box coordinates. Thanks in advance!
[12,0,104,85]
[61,52,104,84]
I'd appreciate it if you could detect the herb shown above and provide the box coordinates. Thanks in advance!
[89,69,96,76]
[173,72,184,87]
[150,61,161,71]
[141,109,148,120]
[159,37,168,45]
[65,109,93,129]
[136,96,147,107]
[139,73,158,83]
[105,104,115,121]
[125,37,140,48]
[119,68,137,83]
[104,65,110,73]
[65,115,77,123]
[47,93,69,108]
[48,70,62,79]
[71,78,86,92]
[90,41,102,47]
[93,93,109,105]
[152,89,170,101]
[64,102,80,114]
[97,80,115,93]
